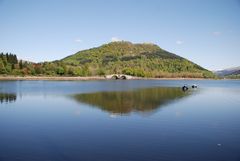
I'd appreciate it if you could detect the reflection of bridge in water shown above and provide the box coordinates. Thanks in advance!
[105,74,133,80]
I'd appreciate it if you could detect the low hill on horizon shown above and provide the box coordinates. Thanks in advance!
[214,66,240,79]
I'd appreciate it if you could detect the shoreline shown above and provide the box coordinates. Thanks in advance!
[0,76,223,81]
[0,76,106,81]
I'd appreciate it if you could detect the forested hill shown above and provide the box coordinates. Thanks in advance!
[0,41,215,78]
[62,41,214,78]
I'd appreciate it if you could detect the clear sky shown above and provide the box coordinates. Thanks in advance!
[0,0,240,70]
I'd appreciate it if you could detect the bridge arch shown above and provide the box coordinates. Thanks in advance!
[111,75,119,79]
[106,74,132,80]
[120,75,126,80]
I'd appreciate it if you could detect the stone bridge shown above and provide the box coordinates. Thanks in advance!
[105,74,133,80]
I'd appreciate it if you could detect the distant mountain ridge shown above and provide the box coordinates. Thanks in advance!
[214,66,240,77]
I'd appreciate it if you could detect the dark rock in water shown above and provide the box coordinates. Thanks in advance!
[192,84,197,88]
[182,85,188,91]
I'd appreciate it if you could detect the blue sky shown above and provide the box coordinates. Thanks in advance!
[0,0,239,70]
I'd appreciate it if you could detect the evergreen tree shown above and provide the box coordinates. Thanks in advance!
[14,55,18,64]
[19,60,23,69]
[6,53,9,62]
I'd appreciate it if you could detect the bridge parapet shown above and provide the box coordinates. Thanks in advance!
[105,74,133,80]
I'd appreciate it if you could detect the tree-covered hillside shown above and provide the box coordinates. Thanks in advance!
[0,41,216,78]
[62,41,215,78]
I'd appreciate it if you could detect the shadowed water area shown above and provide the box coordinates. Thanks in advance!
[0,80,240,161]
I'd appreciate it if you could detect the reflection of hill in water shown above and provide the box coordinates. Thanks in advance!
[0,93,17,103]
[73,87,190,114]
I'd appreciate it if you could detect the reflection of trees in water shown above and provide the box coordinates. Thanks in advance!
[73,87,191,114]
[0,93,17,103]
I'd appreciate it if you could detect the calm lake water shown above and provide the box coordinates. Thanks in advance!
[0,80,240,161]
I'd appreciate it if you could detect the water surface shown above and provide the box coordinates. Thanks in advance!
[0,80,240,161]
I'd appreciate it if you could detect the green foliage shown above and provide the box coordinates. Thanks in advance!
[60,41,215,78]
[122,68,134,75]
[0,42,217,78]
[0,53,18,74]
[5,64,12,73]
[72,67,82,76]
[19,60,23,69]
[122,68,145,77]
[34,64,43,74]
[0,59,7,74]
[97,68,105,76]
[56,67,65,75]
